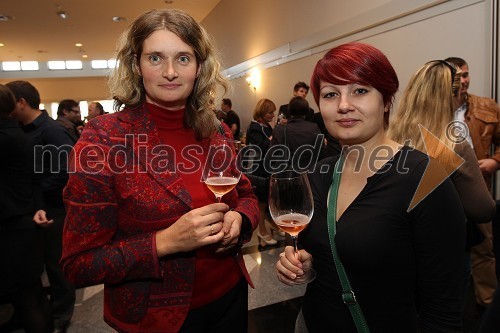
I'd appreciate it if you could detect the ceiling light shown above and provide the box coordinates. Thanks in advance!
[0,43,4,47]
[164,1,174,4]
[75,43,82,47]
[66,60,82,70]
[0,14,14,21]
[48,61,66,70]
[57,11,68,19]
[2,61,21,71]
[112,16,126,22]
[91,60,108,69]
[82,54,88,59]
[21,61,39,71]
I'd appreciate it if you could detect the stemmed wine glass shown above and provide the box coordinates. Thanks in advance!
[269,170,315,284]
[203,137,242,202]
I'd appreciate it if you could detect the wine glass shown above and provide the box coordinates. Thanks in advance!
[203,137,242,202]
[269,170,315,284]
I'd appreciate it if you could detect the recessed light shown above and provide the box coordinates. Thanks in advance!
[82,54,88,59]
[112,16,127,22]
[164,1,174,4]
[0,14,14,21]
[57,11,68,19]
[75,43,83,47]
[0,43,4,47]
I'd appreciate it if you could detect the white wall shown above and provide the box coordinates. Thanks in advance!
[203,0,494,135]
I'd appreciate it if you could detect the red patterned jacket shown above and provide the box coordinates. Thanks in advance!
[61,105,259,332]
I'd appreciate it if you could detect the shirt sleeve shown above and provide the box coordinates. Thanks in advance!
[61,121,161,288]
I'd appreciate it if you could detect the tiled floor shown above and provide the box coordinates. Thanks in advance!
[0,231,306,333]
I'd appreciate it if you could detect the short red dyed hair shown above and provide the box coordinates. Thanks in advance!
[310,42,399,127]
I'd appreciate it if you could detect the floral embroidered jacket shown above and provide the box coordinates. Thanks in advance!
[61,105,259,333]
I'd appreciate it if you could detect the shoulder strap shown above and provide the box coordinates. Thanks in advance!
[327,156,371,332]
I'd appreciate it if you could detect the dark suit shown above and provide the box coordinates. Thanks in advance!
[271,118,324,172]
[61,105,258,332]
[278,104,314,123]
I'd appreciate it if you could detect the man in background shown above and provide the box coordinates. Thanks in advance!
[445,56,499,314]
[87,101,105,122]
[7,80,76,333]
[220,98,241,140]
[277,81,314,125]
[56,99,81,142]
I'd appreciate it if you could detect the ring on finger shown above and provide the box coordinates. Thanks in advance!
[210,224,214,236]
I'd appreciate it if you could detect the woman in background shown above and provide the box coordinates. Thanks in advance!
[387,60,496,316]
[388,60,495,224]
[246,98,280,247]
[276,42,465,332]
[61,9,258,333]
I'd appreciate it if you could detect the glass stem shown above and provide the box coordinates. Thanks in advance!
[292,235,299,258]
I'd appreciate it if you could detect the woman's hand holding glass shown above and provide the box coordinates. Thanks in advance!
[155,203,229,257]
[276,246,314,285]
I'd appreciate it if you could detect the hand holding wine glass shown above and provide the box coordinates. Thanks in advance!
[269,170,315,284]
[203,137,241,203]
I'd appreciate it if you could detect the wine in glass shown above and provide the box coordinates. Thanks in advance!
[269,170,315,284]
[203,137,242,202]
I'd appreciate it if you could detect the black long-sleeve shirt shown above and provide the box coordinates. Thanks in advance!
[300,147,465,332]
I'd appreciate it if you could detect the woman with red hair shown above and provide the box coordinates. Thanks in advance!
[276,42,465,332]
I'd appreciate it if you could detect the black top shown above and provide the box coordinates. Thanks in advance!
[246,120,273,178]
[224,110,240,140]
[21,112,75,207]
[300,147,465,332]
[0,118,35,223]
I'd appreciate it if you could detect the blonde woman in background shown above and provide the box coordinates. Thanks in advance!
[388,60,496,318]
[388,60,495,224]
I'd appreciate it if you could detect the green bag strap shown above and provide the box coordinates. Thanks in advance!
[327,155,371,332]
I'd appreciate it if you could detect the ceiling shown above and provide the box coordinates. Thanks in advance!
[0,0,222,63]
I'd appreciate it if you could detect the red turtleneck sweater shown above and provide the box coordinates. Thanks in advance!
[147,103,242,309]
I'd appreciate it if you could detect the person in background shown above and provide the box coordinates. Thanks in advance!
[56,99,81,141]
[0,83,53,333]
[7,80,76,333]
[276,42,465,331]
[60,9,258,333]
[277,81,314,125]
[445,56,499,314]
[388,60,496,317]
[220,98,241,140]
[86,101,105,122]
[388,60,495,224]
[246,98,280,248]
[271,96,324,172]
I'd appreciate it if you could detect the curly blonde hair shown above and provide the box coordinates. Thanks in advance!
[108,9,229,140]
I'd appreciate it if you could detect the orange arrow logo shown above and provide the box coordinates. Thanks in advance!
[408,124,465,211]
